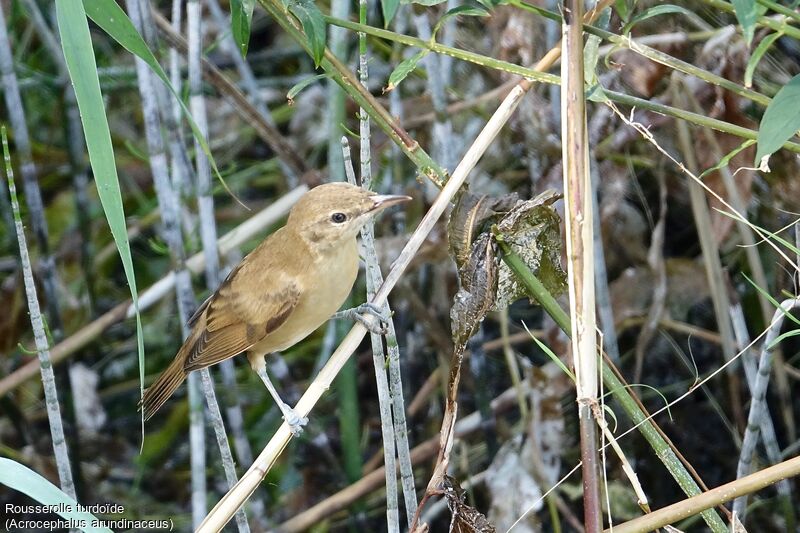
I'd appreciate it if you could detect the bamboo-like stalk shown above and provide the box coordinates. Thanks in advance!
[381,9,419,525]
[729,301,794,515]
[176,6,261,524]
[734,298,800,519]
[2,128,76,500]
[561,0,601,529]
[361,0,417,522]
[0,187,307,398]
[354,6,400,528]
[610,455,800,533]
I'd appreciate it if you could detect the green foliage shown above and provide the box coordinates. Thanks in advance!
[55,0,145,400]
[745,31,783,88]
[286,0,327,67]
[614,0,633,22]
[386,48,429,91]
[756,74,800,165]
[622,4,695,34]
[731,0,765,47]
[0,458,110,532]
[231,0,256,56]
[287,73,329,105]
[433,5,489,38]
[381,0,400,27]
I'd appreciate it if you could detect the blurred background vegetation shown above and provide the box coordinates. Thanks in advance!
[1,0,800,531]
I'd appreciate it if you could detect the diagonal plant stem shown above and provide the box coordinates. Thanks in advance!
[610,454,800,533]
[3,128,76,501]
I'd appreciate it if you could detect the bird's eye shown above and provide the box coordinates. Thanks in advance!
[331,212,347,223]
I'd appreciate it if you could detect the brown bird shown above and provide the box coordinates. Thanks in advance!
[140,182,411,433]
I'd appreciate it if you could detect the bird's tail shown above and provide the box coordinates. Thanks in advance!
[139,354,188,421]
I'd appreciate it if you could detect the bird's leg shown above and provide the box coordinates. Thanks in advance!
[247,352,308,435]
[332,302,390,335]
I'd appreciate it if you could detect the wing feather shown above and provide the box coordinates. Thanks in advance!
[183,280,299,371]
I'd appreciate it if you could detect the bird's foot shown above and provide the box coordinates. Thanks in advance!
[333,303,390,335]
[279,403,308,436]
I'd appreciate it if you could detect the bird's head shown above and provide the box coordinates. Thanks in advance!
[287,182,411,248]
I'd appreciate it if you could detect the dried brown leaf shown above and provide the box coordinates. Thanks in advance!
[448,188,519,270]
[443,476,497,533]
[494,189,567,310]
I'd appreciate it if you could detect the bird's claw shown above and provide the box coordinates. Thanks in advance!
[333,303,390,335]
[281,404,308,436]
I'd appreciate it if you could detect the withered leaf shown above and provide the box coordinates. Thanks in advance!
[494,189,566,310]
[450,232,497,350]
[443,476,497,533]
[448,188,519,270]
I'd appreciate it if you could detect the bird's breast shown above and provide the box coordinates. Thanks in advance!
[253,238,360,354]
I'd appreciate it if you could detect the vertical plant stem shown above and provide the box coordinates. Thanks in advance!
[187,2,251,531]
[561,0,601,530]
[499,309,529,420]
[125,0,207,526]
[362,0,420,521]
[3,128,76,500]
[356,10,401,525]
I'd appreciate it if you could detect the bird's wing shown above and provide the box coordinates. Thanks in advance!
[183,254,301,371]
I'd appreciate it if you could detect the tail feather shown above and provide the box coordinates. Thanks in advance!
[139,353,188,420]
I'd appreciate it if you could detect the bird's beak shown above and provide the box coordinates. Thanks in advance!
[369,194,412,212]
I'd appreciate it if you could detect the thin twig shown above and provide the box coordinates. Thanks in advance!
[2,127,76,500]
